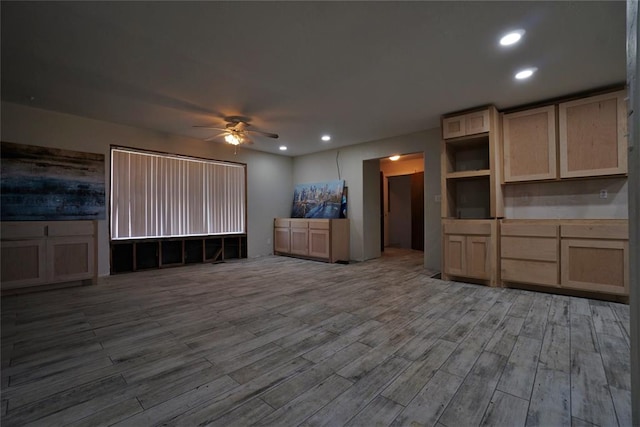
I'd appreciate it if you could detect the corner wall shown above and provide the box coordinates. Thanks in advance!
[292,128,442,270]
[1,102,294,277]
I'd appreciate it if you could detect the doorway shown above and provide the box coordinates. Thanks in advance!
[380,154,424,251]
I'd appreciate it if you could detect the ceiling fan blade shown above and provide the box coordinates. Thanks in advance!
[246,129,279,139]
[193,125,228,131]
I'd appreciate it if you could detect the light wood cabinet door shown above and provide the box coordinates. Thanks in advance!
[308,229,330,259]
[1,240,47,288]
[47,236,95,283]
[561,238,628,295]
[503,106,557,182]
[466,235,490,279]
[289,227,309,256]
[273,227,290,253]
[444,235,466,276]
[442,110,491,139]
[558,91,627,178]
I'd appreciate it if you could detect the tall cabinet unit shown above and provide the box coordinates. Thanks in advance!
[441,106,502,286]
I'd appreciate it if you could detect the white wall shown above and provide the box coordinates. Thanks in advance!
[1,102,293,277]
[292,128,442,270]
[503,177,628,219]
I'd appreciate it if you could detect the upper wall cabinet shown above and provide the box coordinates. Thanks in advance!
[442,109,491,139]
[503,105,557,182]
[558,90,627,178]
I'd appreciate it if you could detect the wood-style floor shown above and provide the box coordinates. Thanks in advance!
[1,248,631,426]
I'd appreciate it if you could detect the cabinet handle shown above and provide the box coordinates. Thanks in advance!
[45,225,49,236]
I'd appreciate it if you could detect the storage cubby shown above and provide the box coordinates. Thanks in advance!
[136,241,159,270]
[161,240,183,266]
[443,136,490,176]
[184,239,204,264]
[441,105,502,219]
[110,234,246,274]
[111,243,134,273]
[204,237,223,262]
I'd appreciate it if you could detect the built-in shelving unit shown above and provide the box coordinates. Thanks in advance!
[110,234,247,274]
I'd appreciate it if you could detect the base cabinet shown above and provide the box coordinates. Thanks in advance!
[442,219,497,285]
[274,218,349,263]
[500,220,628,298]
[1,221,97,292]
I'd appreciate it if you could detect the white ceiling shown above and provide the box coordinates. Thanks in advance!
[1,1,626,157]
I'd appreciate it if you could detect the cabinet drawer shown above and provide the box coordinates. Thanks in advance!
[500,222,558,237]
[443,221,492,235]
[501,259,558,287]
[308,220,329,230]
[1,222,47,239]
[290,220,309,229]
[48,221,94,237]
[560,223,628,240]
[274,218,290,228]
[501,236,558,262]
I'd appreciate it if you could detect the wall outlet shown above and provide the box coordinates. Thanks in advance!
[599,189,608,199]
[267,237,272,244]
[434,195,441,203]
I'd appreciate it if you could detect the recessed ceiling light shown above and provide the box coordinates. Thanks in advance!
[500,29,525,46]
[389,155,400,161]
[321,135,331,142]
[515,67,537,80]
[279,146,287,151]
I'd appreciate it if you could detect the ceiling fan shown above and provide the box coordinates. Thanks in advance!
[194,116,279,146]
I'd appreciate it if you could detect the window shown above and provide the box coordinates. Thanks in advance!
[110,147,246,240]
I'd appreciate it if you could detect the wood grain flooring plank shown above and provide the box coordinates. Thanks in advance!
[520,294,551,340]
[548,295,571,327]
[597,333,631,391]
[257,374,353,426]
[507,292,535,318]
[440,326,495,378]
[382,339,458,406]
[497,335,542,399]
[439,351,508,427]
[390,369,464,427]
[526,366,571,427]
[394,318,451,361]
[485,315,525,357]
[302,356,410,427]
[303,319,382,363]
[166,357,311,426]
[440,309,487,343]
[480,390,529,427]
[4,375,127,427]
[112,375,240,427]
[261,342,370,409]
[609,386,632,427]
[590,304,624,339]
[570,314,600,353]
[207,397,274,427]
[539,324,570,373]
[345,395,404,427]
[570,350,618,426]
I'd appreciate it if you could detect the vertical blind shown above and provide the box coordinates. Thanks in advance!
[111,148,246,240]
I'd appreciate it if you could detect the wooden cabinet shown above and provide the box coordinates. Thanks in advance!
[442,219,497,285]
[560,222,628,296]
[503,105,557,182]
[1,221,97,292]
[499,220,629,298]
[274,218,349,263]
[558,90,627,178]
[441,106,503,219]
[273,218,291,253]
[442,109,491,139]
[502,90,627,182]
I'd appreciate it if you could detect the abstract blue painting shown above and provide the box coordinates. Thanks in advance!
[1,142,106,221]
[291,179,345,219]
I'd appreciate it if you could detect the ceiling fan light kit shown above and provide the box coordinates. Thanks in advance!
[194,116,279,148]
